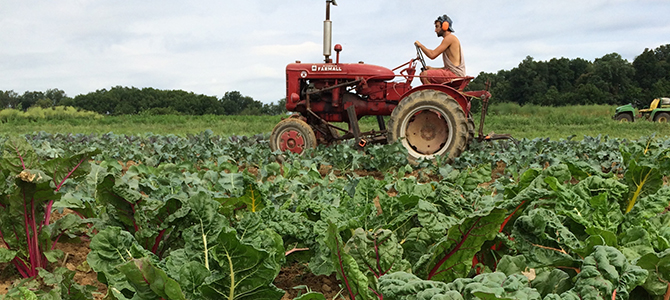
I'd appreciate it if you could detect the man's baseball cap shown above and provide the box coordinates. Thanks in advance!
[436,14,455,32]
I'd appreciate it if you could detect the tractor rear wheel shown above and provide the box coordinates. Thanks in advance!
[388,90,468,161]
[615,113,633,122]
[654,112,670,123]
[270,118,317,154]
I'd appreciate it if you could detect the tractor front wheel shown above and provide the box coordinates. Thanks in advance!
[654,112,670,123]
[388,90,468,162]
[270,118,317,154]
[615,113,633,122]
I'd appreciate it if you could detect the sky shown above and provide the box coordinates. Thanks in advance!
[1,0,669,104]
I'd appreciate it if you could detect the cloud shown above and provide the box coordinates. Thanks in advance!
[0,0,669,103]
[251,42,321,59]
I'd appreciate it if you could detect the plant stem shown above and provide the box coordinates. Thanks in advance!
[428,218,481,280]
[200,220,209,271]
[152,229,166,255]
[225,250,235,300]
[284,247,309,256]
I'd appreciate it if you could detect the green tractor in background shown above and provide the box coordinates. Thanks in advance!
[613,97,670,123]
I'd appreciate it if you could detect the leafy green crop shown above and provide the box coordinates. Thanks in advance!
[1,132,668,299]
[0,138,98,278]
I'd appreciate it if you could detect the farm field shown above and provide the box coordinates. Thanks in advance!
[1,104,669,140]
[0,104,669,299]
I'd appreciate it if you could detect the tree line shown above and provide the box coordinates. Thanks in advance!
[468,44,670,107]
[0,87,287,116]
[2,43,669,114]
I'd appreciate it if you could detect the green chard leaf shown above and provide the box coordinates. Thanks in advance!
[117,257,186,300]
[199,226,284,300]
[179,191,228,272]
[1,138,39,174]
[378,271,544,300]
[512,208,581,269]
[38,267,96,300]
[557,246,648,300]
[623,186,670,230]
[634,249,670,297]
[414,208,506,282]
[456,272,542,300]
[530,268,571,298]
[378,272,462,300]
[344,228,411,292]
[623,159,664,213]
[87,226,156,297]
[325,222,373,300]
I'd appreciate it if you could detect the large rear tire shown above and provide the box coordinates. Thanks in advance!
[653,112,670,123]
[387,90,468,161]
[269,118,317,154]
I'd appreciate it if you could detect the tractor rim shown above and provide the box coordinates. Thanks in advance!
[278,129,306,153]
[658,116,668,123]
[401,106,452,158]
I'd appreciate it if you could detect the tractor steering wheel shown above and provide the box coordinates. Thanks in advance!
[415,44,427,72]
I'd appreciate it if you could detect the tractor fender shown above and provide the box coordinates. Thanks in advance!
[399,84,470,115]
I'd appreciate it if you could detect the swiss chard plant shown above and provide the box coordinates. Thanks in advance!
[0,267,96,300]
[0,138,99,278]
[619,137,670,213]
[377,246,649,300]
[88,192,286,300]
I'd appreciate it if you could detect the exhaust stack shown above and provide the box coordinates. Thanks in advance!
[324,0,337,63]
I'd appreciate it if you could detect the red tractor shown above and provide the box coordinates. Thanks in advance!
[270,0,503,161]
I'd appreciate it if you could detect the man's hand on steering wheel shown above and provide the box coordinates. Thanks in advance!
[414,42,427,71]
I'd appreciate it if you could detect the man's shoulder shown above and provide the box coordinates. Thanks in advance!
[447,33,459,42]
[442,33,459,43]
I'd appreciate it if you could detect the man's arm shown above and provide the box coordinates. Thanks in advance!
[415,36,452,60]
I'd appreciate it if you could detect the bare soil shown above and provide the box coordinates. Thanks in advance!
[275,263,345,300]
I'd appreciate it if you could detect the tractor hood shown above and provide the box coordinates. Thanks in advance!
[286,62,396,81]
[615,103,634,113]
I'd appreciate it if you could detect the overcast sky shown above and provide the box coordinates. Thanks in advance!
[1,0,669,104]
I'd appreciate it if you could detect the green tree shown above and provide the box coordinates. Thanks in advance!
[505,56,547,105]
[19,91,46,110]
[269,98,288,115]
[652,79,670,98]
[590,53,636,104]
[0,90,21,109]
[574,83,608,105]
[546,57,575,93]
[45,88,70,106]
[633,48,664,91]
[220,91,262,115]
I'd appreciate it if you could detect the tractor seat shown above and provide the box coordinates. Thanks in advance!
[640,98,661,113]
[442,76,474,91]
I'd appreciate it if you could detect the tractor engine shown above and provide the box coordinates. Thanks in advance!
[285,56,412,123]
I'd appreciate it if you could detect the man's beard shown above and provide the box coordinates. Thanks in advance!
[436,30,444,37]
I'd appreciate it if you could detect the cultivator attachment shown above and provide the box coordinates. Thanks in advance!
[467,81,513,142]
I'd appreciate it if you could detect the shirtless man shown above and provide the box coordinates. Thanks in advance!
[414,15,466,84]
